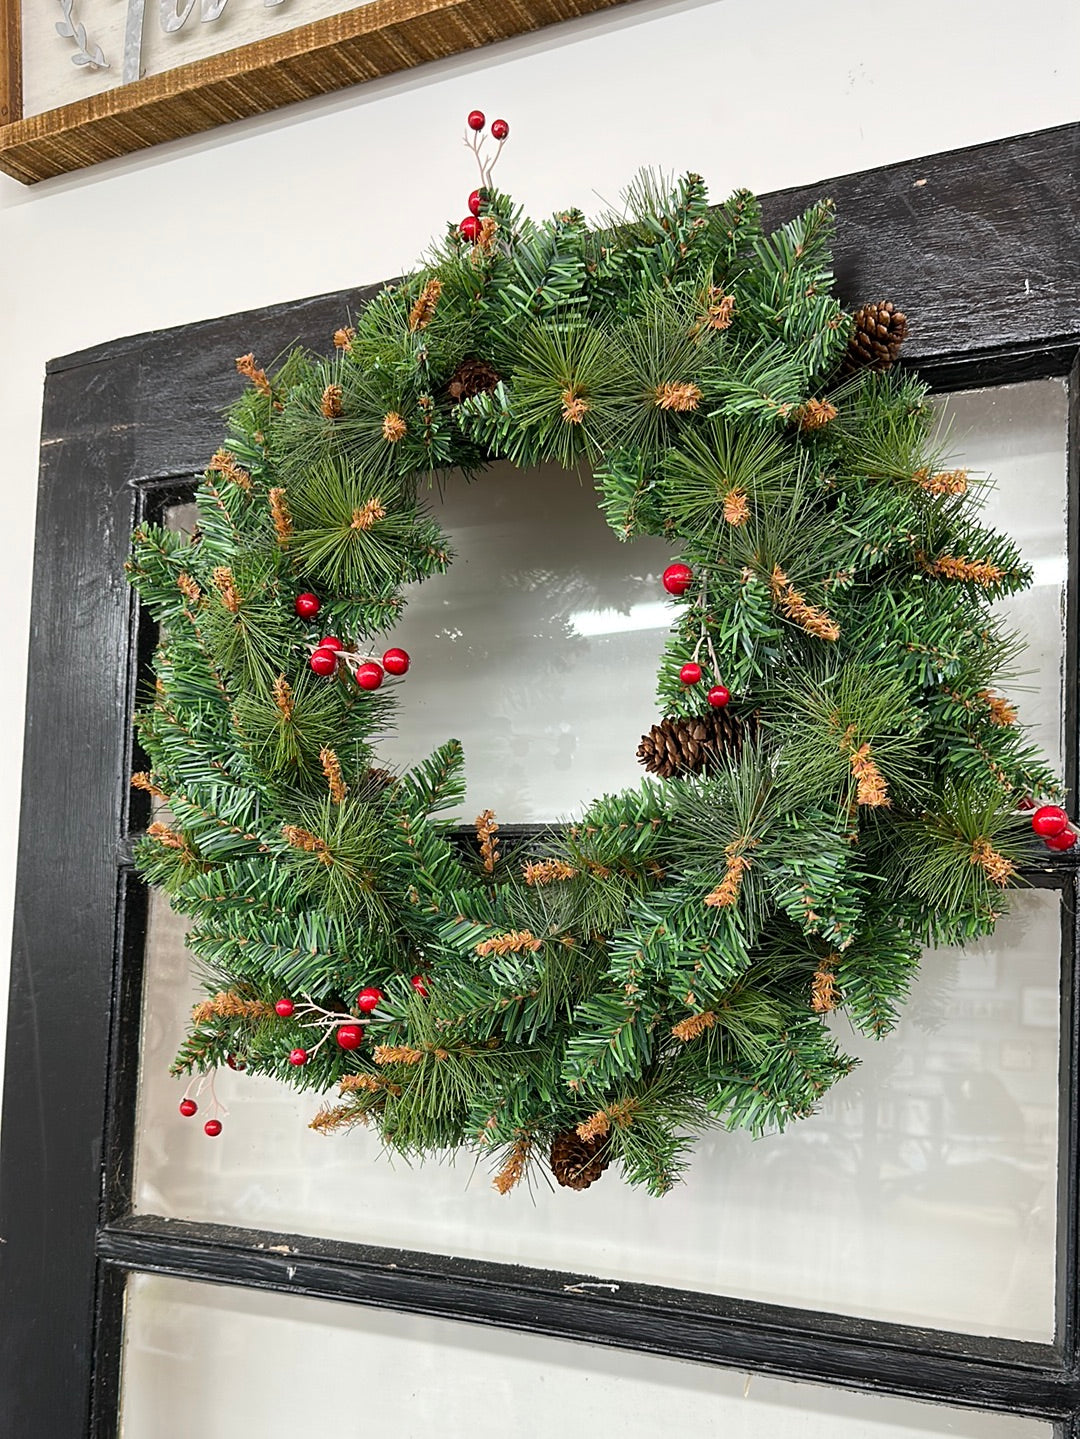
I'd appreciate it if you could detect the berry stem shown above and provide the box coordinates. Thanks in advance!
[207,1068,229,1121]
[687,577,721,681]
[292,993,363,1056]
[463,126,507,188]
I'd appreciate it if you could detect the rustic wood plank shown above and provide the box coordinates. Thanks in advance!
[0,0,20,127]
[0,0,635,184]
[760,124,1080,381]
[96,1213,1073,1421]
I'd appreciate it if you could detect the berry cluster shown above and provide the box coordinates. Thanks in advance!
[273,975,428,1067]
[459,109,509,242]
[1029,804,1078,852]
[177,1069,228,1137]
[176,979,433,1138]
[295,592,411,693]
[662,563,731,709]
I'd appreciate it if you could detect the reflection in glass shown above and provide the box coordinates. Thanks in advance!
[134,889,1060,1342]
[120,1275,1052,1439]
[375,461,673,822]
[935,379,1067,775]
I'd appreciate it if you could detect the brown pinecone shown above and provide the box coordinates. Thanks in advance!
[637,711,753,779]
[446,357,501,403]
[550,1129,609,1190]
[362,767,397,797]
[841,301,907,374]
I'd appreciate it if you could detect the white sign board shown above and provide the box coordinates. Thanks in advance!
[22,0,360,117]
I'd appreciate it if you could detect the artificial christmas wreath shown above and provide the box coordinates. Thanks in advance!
[128,115,1071,1196]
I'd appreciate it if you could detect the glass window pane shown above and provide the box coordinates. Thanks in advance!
[120,1274,1052,1439]
[370,462,673,822]
[134,886,1061,1342]
[136,380,1066,1342]
[934,378,1067,775]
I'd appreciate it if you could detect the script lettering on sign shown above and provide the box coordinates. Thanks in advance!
[119,0,289,81]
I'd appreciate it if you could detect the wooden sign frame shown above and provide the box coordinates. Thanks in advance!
[0,0,631,184]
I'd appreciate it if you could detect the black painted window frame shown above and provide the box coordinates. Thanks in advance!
[3,122,1080,1439]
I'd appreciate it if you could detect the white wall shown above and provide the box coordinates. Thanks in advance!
[0,0,1076,1178]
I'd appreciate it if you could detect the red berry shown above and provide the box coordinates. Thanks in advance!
[662,563,693,596]
[356,986,384,1013]
[1045,829,1078,851]
[275,998,294,1018]
[1032,805,1069,838]
[288,1048,309,1066]
[460,215,482,243]
[203,1119,223,1137]
[382,647,410,676]
[295,592,320,619]
[707,685,731,708]
[410,974,429,997]
[319,636,343,652]
[467,110,485,131]
[490,118,509,140]
[225,1053,247,1072]
[679,662,702,686]
[468,189,484,217]
[355,661,384,691]
[336,1024,365,1050]
[310,648,338,676]
[179,1098,198,1118]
